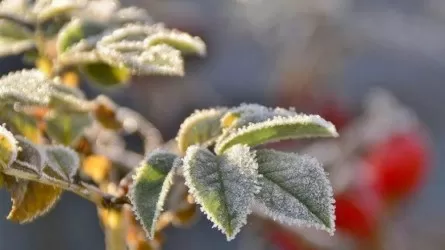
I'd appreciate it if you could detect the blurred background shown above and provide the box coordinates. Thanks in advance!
[1,0,445,249]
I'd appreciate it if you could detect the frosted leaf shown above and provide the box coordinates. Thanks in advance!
[45,111,93,146]
[0,125,18,170]
[0,70,52,106]
[33,0,83,22]
[183,145,259,240]
[57,19,105,55]
[0,70,91,110]
[215,115,338,154]
[254,149,335,234]
[7,136,45,180]
[0,20,34,57]
[43,145,79,183]
[96,23,205,75]
[176,108,228,154]
[129,150,178,239]
[221,103,297,130]
[4,176,62,223]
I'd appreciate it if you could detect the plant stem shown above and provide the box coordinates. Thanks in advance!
[2,169,129,208]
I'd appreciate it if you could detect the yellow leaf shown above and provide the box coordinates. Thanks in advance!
[6,179,62,223]
[82,155,111,183]
[94,100,122,130]
[0,125,18,170]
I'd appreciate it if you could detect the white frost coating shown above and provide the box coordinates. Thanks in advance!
[96,23,205,75]
[215,114,338,154]
[254,149,335,235]
[44,145,80,182]
[176,108,227,153]
[0,69,52,106]
[183,145,260,240]
[129,150,177,239]
[0,125,18,169]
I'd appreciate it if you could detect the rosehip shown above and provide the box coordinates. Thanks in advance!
[334,187,382,239]
[366,131,429,202]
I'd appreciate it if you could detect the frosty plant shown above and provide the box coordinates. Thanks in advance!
[0,0,338,248]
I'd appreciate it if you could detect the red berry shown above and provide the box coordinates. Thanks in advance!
[318,100,351,131]
[366,131,429,202]
[335,186,382,239]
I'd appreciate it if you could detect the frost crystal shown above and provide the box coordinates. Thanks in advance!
[183,145,259,240]
[254,149,335,234]
[8,136,45,179]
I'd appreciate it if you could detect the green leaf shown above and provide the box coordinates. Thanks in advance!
[176,108,228,154]
[6,136,45,180]
[80,62,131,88]
[215,114,338,155]
[183,145,259,240]
[5,177,62,223]
[0,125,18,170]
[254,149,335,234]
[57,19,104,54]
[0,19,34,57]
[129,150,178,239]
[42,145,79,183]
[45,111,92,146]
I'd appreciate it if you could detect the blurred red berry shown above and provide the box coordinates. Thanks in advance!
[366,131,429,202]
[335,186,382,239]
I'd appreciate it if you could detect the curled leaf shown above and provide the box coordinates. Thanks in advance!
[254,149,335,234]
[130,150,178,239]
[176,108,227,154]
[215,115,338,154]
[0,125,18,170]
[5,178,62,223]
[183,145,259,240]
[80,62,131,88]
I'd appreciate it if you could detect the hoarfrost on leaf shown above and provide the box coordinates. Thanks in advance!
[254,149,335,234]
[215,114,338,154]
[183,145,259,240]
[129,150,178,239]
[43,145,80,183]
